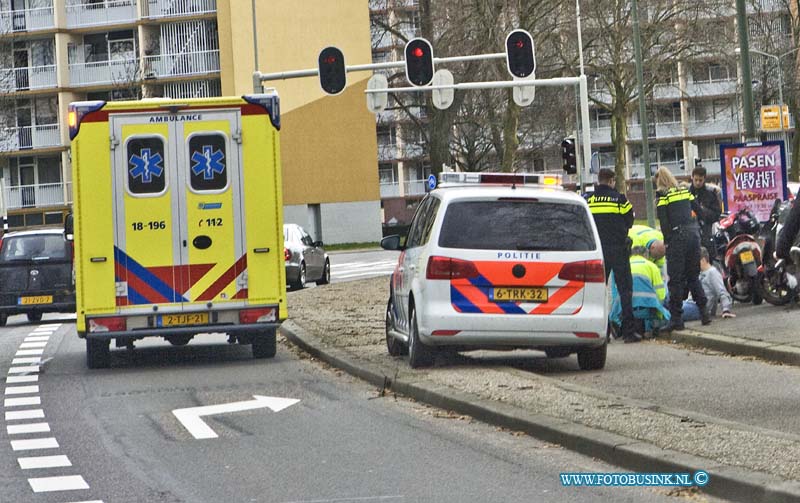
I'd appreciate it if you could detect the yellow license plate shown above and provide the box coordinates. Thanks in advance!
[492,287,548,303]
[18,296,52,305]
[740,250,755,264]
[158,313,209,327]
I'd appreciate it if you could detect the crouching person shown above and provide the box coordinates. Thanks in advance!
[610,246,671,340]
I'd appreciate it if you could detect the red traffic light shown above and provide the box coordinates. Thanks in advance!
[505,29,535,79]
[412,47,424,58]
[404,38,434,87]
[318,46,346,95]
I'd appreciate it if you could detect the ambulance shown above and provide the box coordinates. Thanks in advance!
[68,94,286,368]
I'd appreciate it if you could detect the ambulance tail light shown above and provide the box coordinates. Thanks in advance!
[558,260,605,283]
[239,307,277,324]
[88,316,126,333]
[68,101,106,140]
[426,256,479,280]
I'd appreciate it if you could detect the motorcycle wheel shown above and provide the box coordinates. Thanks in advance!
[759,269,795,306]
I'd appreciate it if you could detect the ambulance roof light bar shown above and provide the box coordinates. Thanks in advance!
[437,172,562,188]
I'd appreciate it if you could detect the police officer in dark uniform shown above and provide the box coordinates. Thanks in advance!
[688,166,722,260]
[584,168,640,343]
[653,166,710,331]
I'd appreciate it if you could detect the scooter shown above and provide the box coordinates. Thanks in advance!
[712,207,764,305]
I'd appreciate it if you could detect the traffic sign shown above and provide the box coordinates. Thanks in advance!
[432,69,454,110]
[366,74,388,113]
[427,174,437,191]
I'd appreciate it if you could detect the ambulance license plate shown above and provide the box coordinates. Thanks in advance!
[740,250,755,264]
[157,313,209,327]
[492,287,548,303]
[18,295,52,305]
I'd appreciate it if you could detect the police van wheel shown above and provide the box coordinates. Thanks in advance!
[252,329,277,359]
[27,312,42,323]
[408,306,434,368]
[86,339,110,369]
[577,342,607,371]
[385,298,406,356]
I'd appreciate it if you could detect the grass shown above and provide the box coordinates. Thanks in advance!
[325,241,381,251]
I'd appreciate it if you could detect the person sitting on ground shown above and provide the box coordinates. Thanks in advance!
[682,246,735,322]
[610,246,671,338]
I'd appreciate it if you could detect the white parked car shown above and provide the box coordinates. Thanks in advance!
[381,172,609,369]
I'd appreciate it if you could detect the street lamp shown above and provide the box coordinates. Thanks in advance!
[736,46,800,149]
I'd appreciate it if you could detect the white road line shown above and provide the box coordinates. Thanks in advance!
[331,261,397,269]
[63,501,103,503]
[5,385,39,395]
[8,422,50,434]
[6,375,39,383]
[8,365,40,374]
[37,324,60,328]
[20,342,47,348]
[28,475,90,492]
[25,336,50,342]
[4,396,41,407]
[335,270,394,280]
[31,328,54,332]
[18,454,71,469]
[16,349,44,356]
[12,357,42,365]
[10,437,59,451]
[5,409,45,421]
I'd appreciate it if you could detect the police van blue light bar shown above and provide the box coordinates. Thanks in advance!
[438,172,562,188]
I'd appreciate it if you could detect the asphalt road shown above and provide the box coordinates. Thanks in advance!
[328,249,399,284]
[0,314,699,503]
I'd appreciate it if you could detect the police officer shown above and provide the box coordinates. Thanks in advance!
[584,168,640,343]
[688,167,722,260]
[653,166,710,331]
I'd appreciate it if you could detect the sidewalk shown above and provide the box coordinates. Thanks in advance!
[674,301,800,366]
[281,277,800,503]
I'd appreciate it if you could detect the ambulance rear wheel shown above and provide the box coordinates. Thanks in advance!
[27,312,42,323]
[252,329,276,359]
[86,339,110,369]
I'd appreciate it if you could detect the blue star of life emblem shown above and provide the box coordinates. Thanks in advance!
[129,148,164,183]
[191,146,225,180]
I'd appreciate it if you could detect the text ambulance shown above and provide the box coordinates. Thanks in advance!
[68,95,286,368]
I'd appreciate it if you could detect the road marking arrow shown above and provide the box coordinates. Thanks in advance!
[173,395,300,440]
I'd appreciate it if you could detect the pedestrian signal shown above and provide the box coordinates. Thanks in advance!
[561,137,577,175]
[405,38,435,87]
[505,29,535,79]
[318,46,346,95]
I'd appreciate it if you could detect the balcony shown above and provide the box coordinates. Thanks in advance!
[66,0,137,28]
[142,50,220,79]
[0,65,57,92]
[379,179,427,198]
[687,117,739,137]
[378,143,398,162]
[686,79,737,98]
[0,124,61,152]
[68,58,139,87]
[4,182,71,210]
[628,121,684,141]
[0,6,54,33]
[142,0,216,19]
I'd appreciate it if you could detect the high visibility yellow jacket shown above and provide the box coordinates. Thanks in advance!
[628,224,665,268]
[630,254,666,303]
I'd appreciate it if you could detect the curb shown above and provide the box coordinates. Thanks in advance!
[281,321,800,503]
[670,328,800,367]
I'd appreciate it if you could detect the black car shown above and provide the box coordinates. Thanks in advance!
[0,229,75,324]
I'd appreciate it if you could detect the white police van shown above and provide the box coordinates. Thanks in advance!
[381,172,608,369]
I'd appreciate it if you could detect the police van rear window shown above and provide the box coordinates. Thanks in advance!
[438,200,596,251]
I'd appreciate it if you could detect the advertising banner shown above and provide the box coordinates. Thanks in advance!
[719,141,788,222]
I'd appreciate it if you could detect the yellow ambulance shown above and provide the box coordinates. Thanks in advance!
[68,94,286,368]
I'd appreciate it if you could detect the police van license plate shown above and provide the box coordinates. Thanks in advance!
[492,287,548,303]
[157,313,209,327]
[740,250,755,264]
[18,295,52,305]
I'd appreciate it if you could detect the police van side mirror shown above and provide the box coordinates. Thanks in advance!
[64,213,74,241]
[381,235,404,251]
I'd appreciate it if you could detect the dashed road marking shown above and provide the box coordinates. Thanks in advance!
[15,348,44,356]
[28,475,90,492]
[18,454,72,469]
[5,396,42,407]
[8,422,50,435]
[11,437,59,451]
[5,409,45,421]
[12,357,42,365]
[19,341,47,348]
[6,375,39,383]
[8,365,40,373]
[25,336,50,342]
[5,385,39,395]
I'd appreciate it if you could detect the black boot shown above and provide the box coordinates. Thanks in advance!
[665,317,685,332]
[701,310,712,326]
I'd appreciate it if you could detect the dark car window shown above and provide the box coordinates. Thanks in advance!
[405,196,433,249]
[438,200,596,251]
[0,234,69,262]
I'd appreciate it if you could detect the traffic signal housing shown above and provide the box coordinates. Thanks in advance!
[318,46,346,95]
[561,137,577,175]
[505,29,535,79]
[405,38,434,87]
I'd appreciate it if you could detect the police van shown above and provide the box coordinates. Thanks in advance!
[381,172,609,370]
[69,95,286,368]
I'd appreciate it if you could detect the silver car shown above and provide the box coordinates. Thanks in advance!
[284,224,330,289]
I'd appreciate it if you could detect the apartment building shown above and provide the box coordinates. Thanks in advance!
[0,1,381,243]
[369,0,796,226]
